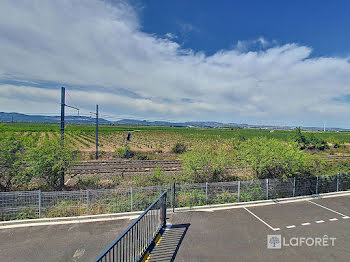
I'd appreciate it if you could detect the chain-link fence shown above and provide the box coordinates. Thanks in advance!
[1,173,349,221]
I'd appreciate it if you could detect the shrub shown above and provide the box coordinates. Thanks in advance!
[181,141,236,183]
[148,166,164,185]
[172,143,187,154]
[135,153,149,160]
[77,177,100,189]
[0,133,29,191]
[26,139,78,190]
[237,137,316,179]
[295,127,329,151]
[116,147,134,158]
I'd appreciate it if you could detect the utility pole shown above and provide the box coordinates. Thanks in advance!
[60,86,80,144]
[96,104,99,160]
[59,86,81,189]
[60,87,65,189]
[61,87,65,143]
[89,105,99,160]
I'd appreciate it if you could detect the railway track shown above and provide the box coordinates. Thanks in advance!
[68,159,183,175]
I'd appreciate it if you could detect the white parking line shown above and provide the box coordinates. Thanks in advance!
[307,200,348,218]
[316,220,325,224]
[301,222,311,226]
[286,225,296,229]
[0,215,140,229]
[329,218,338,221]
[244,207,280,231]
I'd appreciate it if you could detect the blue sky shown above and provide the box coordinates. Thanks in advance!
[138,0,350,57]
[0,0,350,128]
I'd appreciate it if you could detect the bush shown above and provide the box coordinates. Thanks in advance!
[26,139,78,190]
[77,177,100,189]
[295,127,329,151]
[135,153,149,160]
[172,143,187,154]
[181,141,236,183]
[132,166,170,186]
[116,147,134,158]
[148,166,163,185]
[334,143,341,149]
[0,133,29,191]
[237,137,315,179]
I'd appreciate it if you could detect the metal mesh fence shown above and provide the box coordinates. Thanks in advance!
[0,191,39,220]
[1,173,350,221]
[207,181,239,205]
[268,178,294,199]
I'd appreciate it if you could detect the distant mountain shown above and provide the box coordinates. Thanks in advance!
[112,119,243,128]
[0,112,110,124]
[1,112,349,131]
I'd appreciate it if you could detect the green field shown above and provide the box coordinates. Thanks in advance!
[1,122,350,192]
[2,122,350,149]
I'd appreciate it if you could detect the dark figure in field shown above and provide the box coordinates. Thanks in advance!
[127,132,131,141]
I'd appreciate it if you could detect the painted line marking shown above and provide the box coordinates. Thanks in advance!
[301,222,311,226]
[244,207,280,231]
[307,200,348,218]
[316,220,325,224]
[329,218,338,221]
[0,216,140,229]
[165,224,173,230]
[286,225,296,229]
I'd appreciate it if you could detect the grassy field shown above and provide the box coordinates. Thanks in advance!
[1,122,350,191]
[1,122,350,158]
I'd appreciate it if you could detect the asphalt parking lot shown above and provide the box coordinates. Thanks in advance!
[1,192,349,262]
[0,217,133,262]
[166,193,350,262]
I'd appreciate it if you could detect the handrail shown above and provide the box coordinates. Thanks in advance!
[94,191,167,262]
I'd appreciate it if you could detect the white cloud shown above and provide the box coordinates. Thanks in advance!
[235,37,271,51]
[165,33,177,39]
[179,22,199,34]
[0,0,350,127]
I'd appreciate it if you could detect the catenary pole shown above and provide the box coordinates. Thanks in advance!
[96,104,99,160]
[60,87,65,143]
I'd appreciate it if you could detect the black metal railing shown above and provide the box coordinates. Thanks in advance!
[95,191,167,262]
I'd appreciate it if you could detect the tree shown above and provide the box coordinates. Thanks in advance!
[0,133,28,191]
[295,127,307,149]
[237,137,315,179]
[295,127,329,151]
[27,139,78,190]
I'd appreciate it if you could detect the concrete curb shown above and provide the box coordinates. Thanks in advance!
[1,190,349,228]
[0,210,143,227]
[171,190,350,212]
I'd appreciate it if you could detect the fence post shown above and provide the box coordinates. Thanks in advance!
[172,182,176,212]
[266,179,269,200]
[337,173,340,192]
[38,190,41,218]
[169,185,173,208]
[316,176,319,195]
[162,193,167,227]
[130,187,133,212]
[86,190,89,215]
[238,181,241,202]
[293,177,296,197]
[205,182,208,205]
